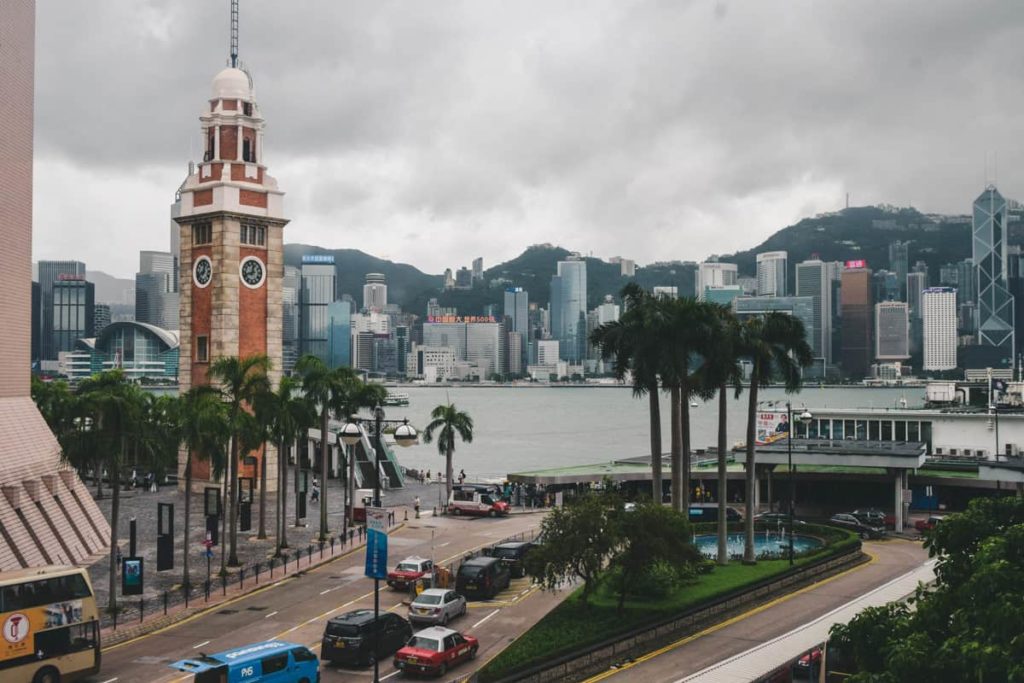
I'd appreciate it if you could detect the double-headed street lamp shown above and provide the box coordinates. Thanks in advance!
[338,407,417,683]
[787,401,813,566]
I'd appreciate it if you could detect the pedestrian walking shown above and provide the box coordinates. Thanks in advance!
[458,469,466,484]
[310,476,320,503]
[426,470,431,483]
[414,496,421,519]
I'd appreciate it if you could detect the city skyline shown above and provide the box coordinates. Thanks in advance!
[30,1,1024,278]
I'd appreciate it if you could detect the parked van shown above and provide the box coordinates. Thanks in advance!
[687,504,742,524]
[455,556,511,599]
[448,489,509,517]
[170,640,319,683]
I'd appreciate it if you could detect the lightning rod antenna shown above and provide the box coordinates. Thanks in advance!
[230,0,239,68]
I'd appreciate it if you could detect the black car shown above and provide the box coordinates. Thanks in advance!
[455,556,512,599]
[321,609,413,667]
[488,541,535,578]
[829,513,885,539]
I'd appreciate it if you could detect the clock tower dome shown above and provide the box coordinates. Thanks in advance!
[174,35,286,490]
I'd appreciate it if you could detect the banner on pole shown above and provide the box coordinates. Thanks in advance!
[364,507,388,579]
[755,411,790,445]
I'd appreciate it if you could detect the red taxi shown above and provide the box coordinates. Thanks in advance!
[393,626,478,677]
[387,556,434,591]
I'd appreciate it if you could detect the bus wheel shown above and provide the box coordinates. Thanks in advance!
[33,668,60,683]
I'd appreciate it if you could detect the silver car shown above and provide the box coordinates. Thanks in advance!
[408,588,467,626]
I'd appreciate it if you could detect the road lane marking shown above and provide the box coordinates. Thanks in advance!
[192,640,210,649]
[582,548,881,682]
[473,609,500,629]
[265,610,278,619]
[98,678,119,683]
[381,671,403,680]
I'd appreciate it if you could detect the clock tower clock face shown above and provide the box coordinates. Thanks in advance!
[193,256,213,288]
[239,256,266,289]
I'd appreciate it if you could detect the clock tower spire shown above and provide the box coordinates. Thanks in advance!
[174,3,286,493]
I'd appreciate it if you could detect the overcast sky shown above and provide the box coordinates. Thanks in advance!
[31,1,1024,278]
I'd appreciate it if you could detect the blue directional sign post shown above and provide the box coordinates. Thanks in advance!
[365,507,388,580]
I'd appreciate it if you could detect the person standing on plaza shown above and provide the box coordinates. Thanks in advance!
[310,476,320,503]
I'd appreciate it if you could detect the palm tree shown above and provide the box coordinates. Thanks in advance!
[176,386,229,587]
[591,283,665,503]
[75,371,144,613]
[208,355,271,568]
[257,376,315,555]
[336,380,387,532]
[296,355,363,541]
[422,403,474,505]
[740,312,814,564]
[697,305,744,565]
[659,297,717,512]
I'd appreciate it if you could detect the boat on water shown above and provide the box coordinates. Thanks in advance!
[383,391,410,406]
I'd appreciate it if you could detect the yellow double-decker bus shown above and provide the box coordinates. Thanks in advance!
[0,566,101,683]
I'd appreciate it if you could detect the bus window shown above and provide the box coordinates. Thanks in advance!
[261,652,288,674]
[194,667,228,683]
[291,647,317,663]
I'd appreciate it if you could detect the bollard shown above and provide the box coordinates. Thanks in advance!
[255,562,260,585]
[221,574,227,597]
[112,604,117,631]
[239,567,245,590]
[163,591,168,615]
[139,599,144,623]
[204,579,211,602]
[319,541,324,559]
[185,583,189,609]
[404,509,408,522]
[330,536,335,553]
[270,557,275,578]
[308,545,313,566]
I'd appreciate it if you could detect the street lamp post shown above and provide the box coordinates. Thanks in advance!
[339,409,417,683]
[787,402,813,567]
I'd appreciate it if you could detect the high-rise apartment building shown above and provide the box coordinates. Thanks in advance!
[875,302,909,360]
[37,260,86,361]
[795,259,832,366]
[467,321,507,378]
[957,258,976,305]
[362,272,387,312]
[282,265,300,373]
[135,250,179,329]
[472,257,484,282]
[455,267,473,289]
[503,287,529,333]
[0,0,109,568]
[609,257,636,277]
[596,295,620,324]
[550,258,587,362]
[299,256,336,363]
[939,263,959,287]
[840,265,874,378]
[756,251,787,296]
[695,261,738,299]
[94,303,112,336]
[907,271,927,354]
[888,240,909,298]
[923,287,957,371]
[973,186,1014,362]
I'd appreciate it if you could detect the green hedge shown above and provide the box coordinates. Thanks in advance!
[477,523,859,682]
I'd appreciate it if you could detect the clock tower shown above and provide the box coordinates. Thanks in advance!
[174,46,286,489]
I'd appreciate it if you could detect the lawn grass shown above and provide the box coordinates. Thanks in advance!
[478,524,857,682]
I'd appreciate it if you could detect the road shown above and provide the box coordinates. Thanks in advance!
[583,538,930,682]
[86,511,557,683]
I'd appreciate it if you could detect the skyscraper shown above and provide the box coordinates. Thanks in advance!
[756,251,787,296]
[733,296,816,355]
[923,287,957,371]
[52,277,95,357]
[135,250,179,329]
[973,186,1014,362]
[362,272,387,312]
[550,258,587,363]
[37,260,86,361]
[906,271,926,353]
[94,303,112,336]
[0,0,109,568]
[503,287,529,334]
[840,265,873,378]
[282,265,300,373]
[472,257,484,282]
[326,300,352,369]
[299,256,336,362]
[795,259,832,366]
[875,302,909,360]
[695,261,738,299]
[888,240,909,298]
[956,258,977,306]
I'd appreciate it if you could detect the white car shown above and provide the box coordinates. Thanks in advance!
[408,588,467,626]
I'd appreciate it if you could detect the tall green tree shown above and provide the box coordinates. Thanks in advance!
[295,355,363,541]
[256,376,315,555]
[75,371,145,613]
[659,297,716,512]
[175,386,229,587]
[591,283,665,503]
[208,355,271,567]
[696,305,744,566]
[739,312,813,564]
[422,403,474,504]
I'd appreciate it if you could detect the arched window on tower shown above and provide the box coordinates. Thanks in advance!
[242,139,252,163]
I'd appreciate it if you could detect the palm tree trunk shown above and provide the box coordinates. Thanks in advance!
[319,407,329,541]
[717,383,729,566]
[743,367,760,564]
[278,439,288,552]
[681,381,692,511]
[348,442,356,527]
[183,455,192,587]
[228,432,240,567]
[108,459,120,615]
[670,386,681,511]
[445,443,454,504]
[257,442,267,540]
[341,444,348,539]
[648,388,663,503]
[221,452,229,572]
[294,435,301,528]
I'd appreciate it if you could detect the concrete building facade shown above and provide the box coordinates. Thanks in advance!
[875,301,910,361]
[923,287,958,371]
[756,250,788,297]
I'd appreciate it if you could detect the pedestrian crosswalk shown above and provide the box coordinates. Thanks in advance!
[467,577,536,608]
